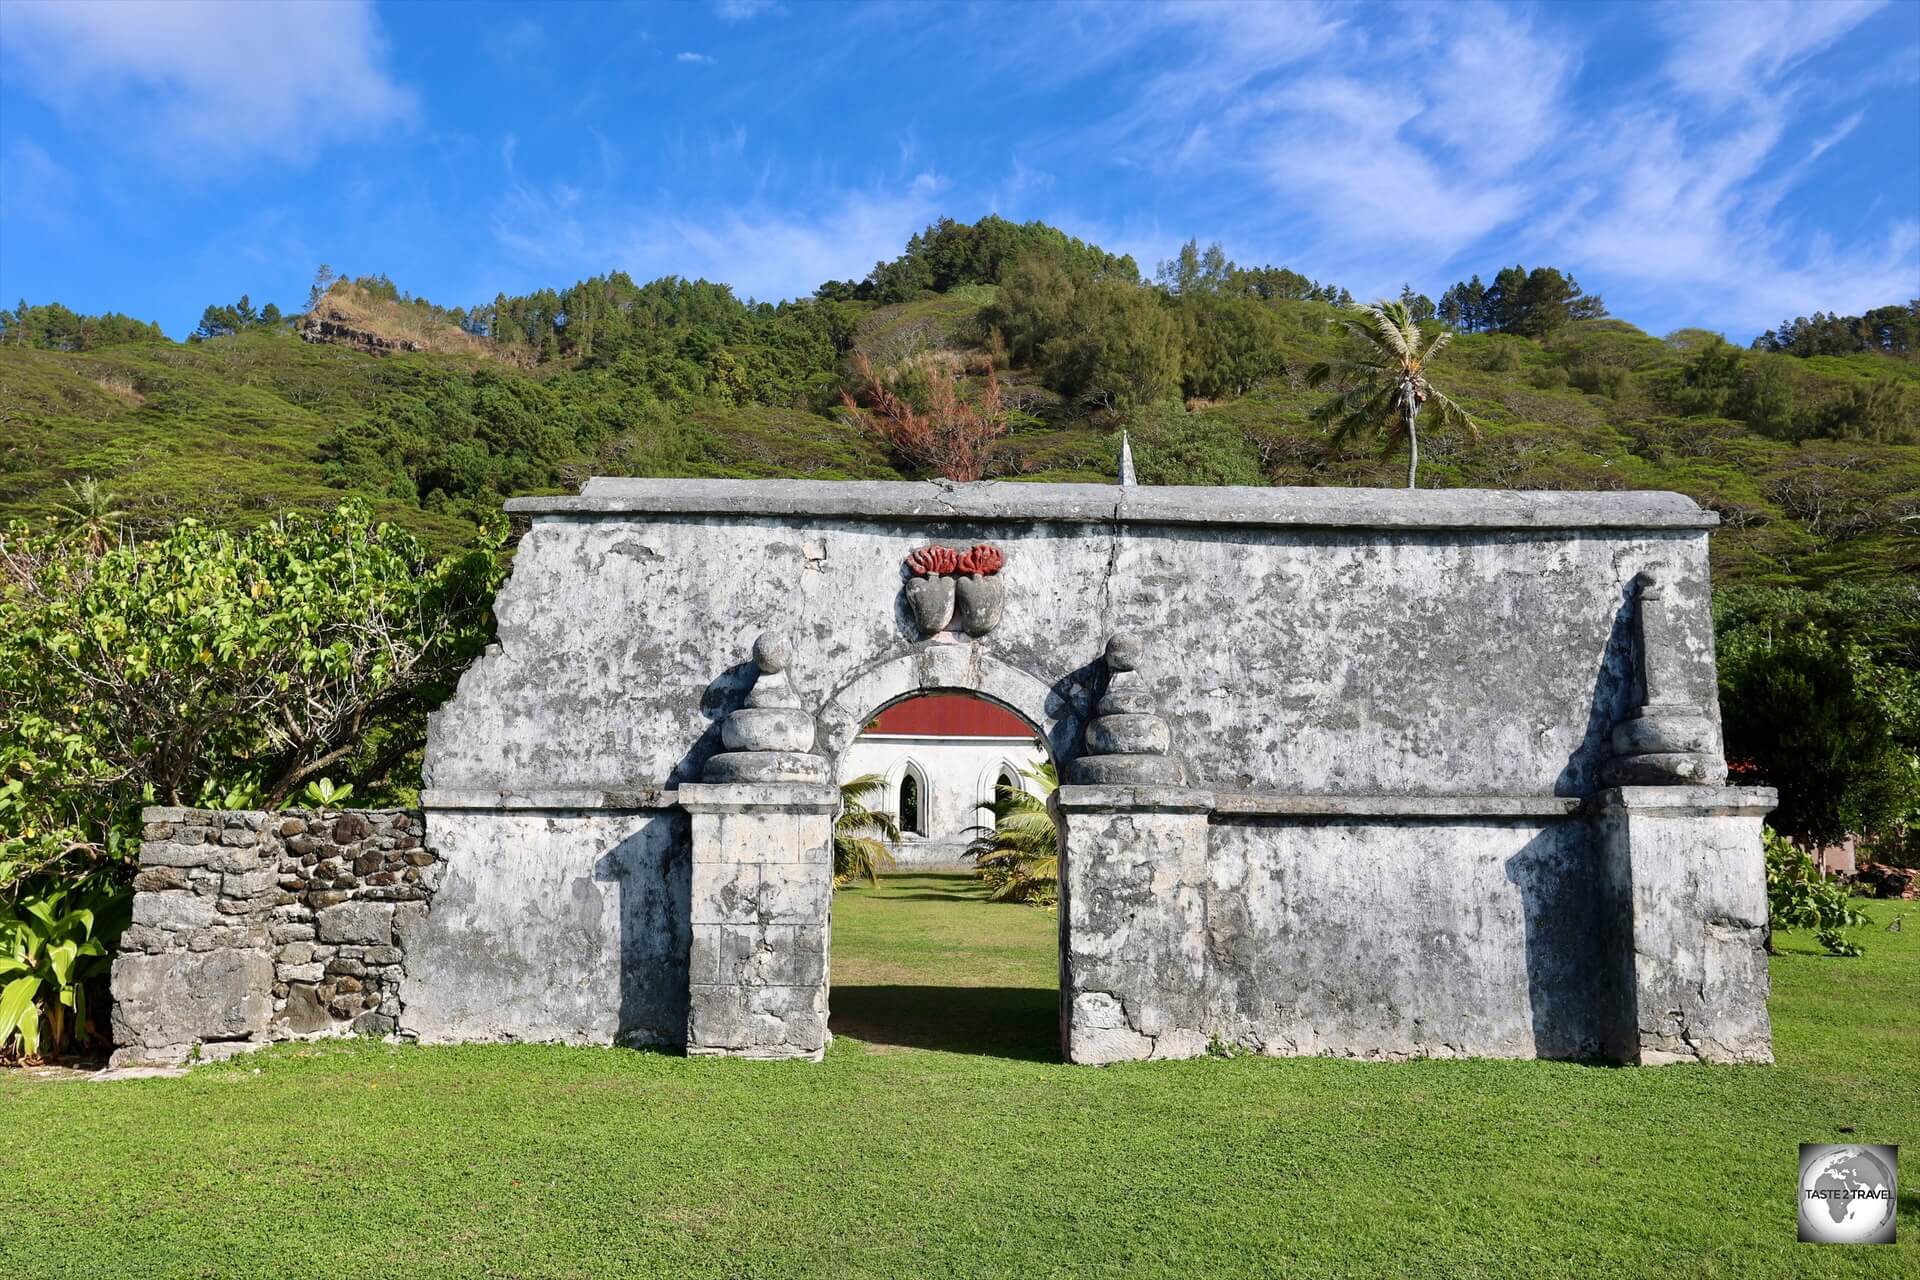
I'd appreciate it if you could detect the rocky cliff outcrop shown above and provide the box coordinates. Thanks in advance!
[299,310,424,356]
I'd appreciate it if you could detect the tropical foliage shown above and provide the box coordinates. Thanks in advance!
[0,881,126,1060]
[1305,299,1479,487]
[1716,583,1920,846]
[833,773,900,887]
[0,497,501,880]
[1763,828,1869,957]
[967,760,1060,907]
[0,497,503,1057]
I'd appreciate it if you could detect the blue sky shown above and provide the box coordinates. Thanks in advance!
[2,0,1916,341]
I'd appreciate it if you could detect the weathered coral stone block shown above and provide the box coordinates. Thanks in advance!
[1597,786,1776,1064]
[109,949,273,1062]
[1056,786,1214,1065]
[681,781,836,1060]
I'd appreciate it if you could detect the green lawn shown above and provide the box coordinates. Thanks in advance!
[2,874,1914,1278]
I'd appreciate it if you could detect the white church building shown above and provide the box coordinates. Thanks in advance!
[839,694,1048,868]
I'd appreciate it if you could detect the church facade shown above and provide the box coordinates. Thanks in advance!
[839,694,1048,868]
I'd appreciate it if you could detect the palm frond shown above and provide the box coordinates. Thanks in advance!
[1315,383,1402,449]
[839,772,889,806]
[834,772,901,886]
[1306,294,1475,486]
[1356,301,1412,361]
[835,835,896,887]
[966,758,1060,907]
[1422,384,1481,441]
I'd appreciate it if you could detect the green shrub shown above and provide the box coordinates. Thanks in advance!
[1127,401,1265,486]
[1729,361,1796,437]
[0,501,504,900]
[1568,362,1628,399]
[1478,339,1523,372]
[1763,827,1868,956]
[1718,609,1920,844]
[1528,364,1570,390]
[0,879,127,1059]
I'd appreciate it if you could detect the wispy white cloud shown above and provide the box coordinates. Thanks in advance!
[714,0,786,20]
[483,17,545,63]
[676,51,716,65]
[989,158,1055,213]
[0,0,415,165]
[1805,111,1863,164]
[1659,0,1885,108]
[492,172,952,301]
[1070,0,1911,333]
[1096,2,1568,293]
[1549,0,1910,331]
[0,139,78,230]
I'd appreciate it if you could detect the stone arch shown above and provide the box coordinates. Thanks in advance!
[815,644,1070,774]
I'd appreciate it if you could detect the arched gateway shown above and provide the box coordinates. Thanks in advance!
[402,478,1775,1065]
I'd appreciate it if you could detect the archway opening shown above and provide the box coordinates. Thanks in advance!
[828,690,1060,1060]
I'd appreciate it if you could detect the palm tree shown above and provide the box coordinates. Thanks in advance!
[1305,299,1478,488]
[965,759,1060,906]
[834,773,900,887]
[49,475,126,555]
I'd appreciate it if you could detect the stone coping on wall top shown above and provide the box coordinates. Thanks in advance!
[418,787,677,812]
[140,805,419,824]
[414,788,1766,820]
[505,478,1717,532]
[677,782,841,813]
[1595,785,1778,817]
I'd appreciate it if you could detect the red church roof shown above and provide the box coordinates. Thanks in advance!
[865,694,1035,738]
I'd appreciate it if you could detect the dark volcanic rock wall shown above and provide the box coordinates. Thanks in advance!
[110,807,440,1067]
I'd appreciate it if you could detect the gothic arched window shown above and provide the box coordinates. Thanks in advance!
[899,765,928,837]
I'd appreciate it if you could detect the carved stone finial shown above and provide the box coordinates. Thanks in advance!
[1065,632,1185,785]
[752,632,791,674]
[1602,572,1726,787]
[704,634,827,783]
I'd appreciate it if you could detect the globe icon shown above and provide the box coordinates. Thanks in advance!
[1799,1145,1897,1244]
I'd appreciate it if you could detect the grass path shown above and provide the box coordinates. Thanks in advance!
[1,876,1913,1278]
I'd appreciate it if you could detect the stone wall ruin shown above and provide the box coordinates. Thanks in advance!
[111,808,440,1066]
[113,479,1777,1067]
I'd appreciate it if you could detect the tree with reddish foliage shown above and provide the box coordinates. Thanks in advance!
[841,352,1008,482]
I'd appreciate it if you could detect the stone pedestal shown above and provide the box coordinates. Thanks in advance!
[680,781,837,1060]
[1596,786,1777,1064]
[1055,784,1215,1064]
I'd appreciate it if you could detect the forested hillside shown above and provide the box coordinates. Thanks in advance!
[3,216,1916,587]
[3,217,1916,1018]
